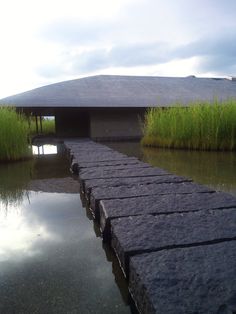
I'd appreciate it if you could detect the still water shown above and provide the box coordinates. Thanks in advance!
[0,146,134,314]
[105,142,236,197]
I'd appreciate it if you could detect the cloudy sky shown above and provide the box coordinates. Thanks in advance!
[0,0,235,98]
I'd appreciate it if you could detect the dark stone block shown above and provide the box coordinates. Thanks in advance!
[72,152,129,163]
[70,147,113,153]
[65,142,112,154]
[80,166,169,189]
[71,157,141,175]
[85,174,191,202]
[79,163,153,192]
[129,242,236,314]
[77,157,139,170]
[110,209,236,275]
[90,182,213,218]
[100,192,236,239]
[74,151,126,159]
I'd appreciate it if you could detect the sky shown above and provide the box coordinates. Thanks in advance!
[0,0,236,98]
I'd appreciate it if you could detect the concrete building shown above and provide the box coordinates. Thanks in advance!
[0,75,236,140]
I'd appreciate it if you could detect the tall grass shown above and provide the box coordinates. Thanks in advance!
[29,117,55,135]
[141,99,236,151]
[0,107,31,161]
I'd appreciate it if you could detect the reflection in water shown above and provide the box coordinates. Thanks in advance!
[32,144,58,155]
[0,160,33,207]
[104,141,236,197]
[0,192,54,262]
[142,147,236,196]
[0,147,133,314]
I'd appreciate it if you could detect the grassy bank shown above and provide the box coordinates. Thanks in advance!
[141,99,236,151]
[0,107,31,161]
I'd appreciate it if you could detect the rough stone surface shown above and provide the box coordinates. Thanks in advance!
[79,163,158,192]
[70,147,113,154]
[80,162,150,174]
[99,192,236,238]
[72,152,129,163]
[129,242,236,314]
[77,157,139,170]
[90,182,213,217]
[80,167,169,189]
[110,209,236,275]
[73,150,126,159]
[71,158,139,174]
[65,142,112,154]
[84,174,191,198]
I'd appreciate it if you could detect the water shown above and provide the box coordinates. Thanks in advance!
[105,142,236,197]
[0,145,134,314]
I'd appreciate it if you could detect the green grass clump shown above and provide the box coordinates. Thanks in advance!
[141,99,236,151]
[0,107,31,161]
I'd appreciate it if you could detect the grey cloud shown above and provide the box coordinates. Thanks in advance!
[72,34,236,74]
[69,42,174,73]
[173,33,236,73]
[109,42,172,66]
[37,41,173,78]
[37,31,236,79]
[72,49,109,72]
[177,34,236,58]
[198,56,236,75]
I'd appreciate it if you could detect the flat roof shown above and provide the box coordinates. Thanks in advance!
[0,75,236,108]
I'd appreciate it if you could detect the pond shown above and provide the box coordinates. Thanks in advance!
[0,144,136,314]
[104,142,236,197]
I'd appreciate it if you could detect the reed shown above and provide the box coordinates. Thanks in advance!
[28,117,55,135]
[0,107,31,161]
[41,118,55,134]
[141,99,236,150]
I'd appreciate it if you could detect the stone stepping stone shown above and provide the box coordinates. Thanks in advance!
[100,192,236,240]
[129,242,236,314]
[72,152,129,163]
[65,141,115,151]
[80,166,169,189]
[73,157,141,173]
[79,163,153,191]
[90,182,213,218]
[84,174,191,201]
[70,147,114,154]
[110,209,236,276]
[71,157,140,174]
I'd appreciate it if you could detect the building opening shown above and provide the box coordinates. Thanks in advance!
[32,116,56,135]
[55,109,90,137]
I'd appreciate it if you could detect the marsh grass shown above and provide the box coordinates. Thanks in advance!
[0,107,32,161]
[29,117,55,135]
[141,99,236,150]
[41,118,55,134]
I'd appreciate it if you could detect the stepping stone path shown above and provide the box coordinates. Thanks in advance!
[64,139,236,314]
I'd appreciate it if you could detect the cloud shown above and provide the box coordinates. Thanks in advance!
[36,41,175,77]
[36,30,236,79]
[35,0,236,80]
[173,32,236,74]
[40,19,111,45]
